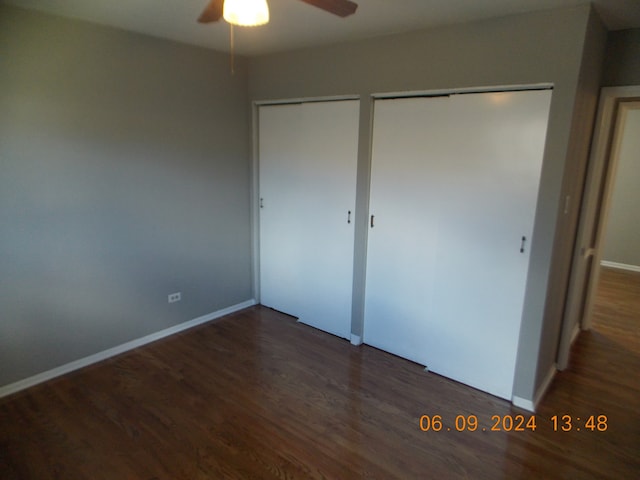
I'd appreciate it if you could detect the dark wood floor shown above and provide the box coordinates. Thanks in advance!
[1,268,639,479]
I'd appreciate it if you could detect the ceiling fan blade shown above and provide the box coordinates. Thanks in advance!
[298,0,358,18]
[198,0,224,23]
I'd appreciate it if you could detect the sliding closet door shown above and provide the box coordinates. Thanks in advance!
[365,90,552,399]
[259,100,359,339]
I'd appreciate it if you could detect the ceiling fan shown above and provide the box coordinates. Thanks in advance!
[198,0,359,25]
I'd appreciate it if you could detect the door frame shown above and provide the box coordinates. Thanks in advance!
[557,85,640,370]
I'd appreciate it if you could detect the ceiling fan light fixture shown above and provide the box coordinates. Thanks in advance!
[223,0,270,26]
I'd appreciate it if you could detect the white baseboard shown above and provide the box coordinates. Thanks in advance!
[571,323,581,344]
[533,365,557,409]
[0,299,256,399]
[511,364,557,413]
[511,395,535,412]
[350,334,362,346]
[600,260,640,273]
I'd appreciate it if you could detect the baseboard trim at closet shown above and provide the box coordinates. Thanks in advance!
[512,365,557,412]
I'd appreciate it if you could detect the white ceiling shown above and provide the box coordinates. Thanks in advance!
[4,0,640,55]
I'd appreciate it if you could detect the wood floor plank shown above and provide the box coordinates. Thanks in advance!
[1,269,638,478]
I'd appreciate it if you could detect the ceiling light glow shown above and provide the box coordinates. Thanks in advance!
[223,0,270,26]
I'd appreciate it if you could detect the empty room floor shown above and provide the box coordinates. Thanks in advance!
[1,268,638,479]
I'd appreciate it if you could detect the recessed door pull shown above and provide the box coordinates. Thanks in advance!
[520,236,527,253]
[260,198,264,209]
[347,210,352,224]
[370,215,375,228]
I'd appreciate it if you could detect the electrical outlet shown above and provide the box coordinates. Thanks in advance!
[168,292,181,303]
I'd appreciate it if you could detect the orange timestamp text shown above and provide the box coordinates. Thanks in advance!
[419,414,608,432]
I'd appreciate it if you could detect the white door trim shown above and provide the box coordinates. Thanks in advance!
[557,85,640,369]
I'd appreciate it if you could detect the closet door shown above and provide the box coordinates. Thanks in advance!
[365,90,552,399]
[259,100,359,339]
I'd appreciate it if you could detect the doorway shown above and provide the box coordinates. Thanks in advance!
[557,85,640,369]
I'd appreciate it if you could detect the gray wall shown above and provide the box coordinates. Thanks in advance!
[600,27,640,266]
[600,27,640,268]
[603,28,640,86]
[530,7,607,390]
[249,4,604,403]
[0,6,252,387]
[602,108,640,267]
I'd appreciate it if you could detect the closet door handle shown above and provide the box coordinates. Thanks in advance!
[370,215,375,228]
[347,210,352,224]
[520,236,526,253]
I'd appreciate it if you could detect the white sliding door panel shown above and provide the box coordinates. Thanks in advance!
[259,100,359,339]
[427,91,552,398]
[364,96,449,363]
[365,90,552,399]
